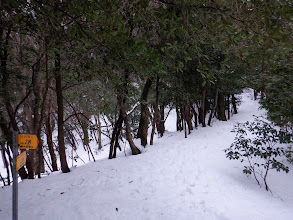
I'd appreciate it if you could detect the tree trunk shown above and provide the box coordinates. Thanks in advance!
[232,94,238,114]
[119,96,141,155]
[55,49,70,173]
[227,95,231,120]
[201,89,206,127]
[217,92,227,121]
[137,78,153,146]
[181,106,187,138]
[27,52,42,179]
[191,105,198,128]
[208,88,218,126]
[157,103,165,137]
[176,106,183,131]
[96,114,103,150]
[45,78,58,171]
[45,114,58,171]
[0,143,11,185]
[150,76,160,145]
[185,105,193,134]
[108,112,123,159]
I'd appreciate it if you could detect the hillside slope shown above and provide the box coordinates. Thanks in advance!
[1,89,293,220]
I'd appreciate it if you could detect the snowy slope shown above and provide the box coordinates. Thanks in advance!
[0,89,293,220]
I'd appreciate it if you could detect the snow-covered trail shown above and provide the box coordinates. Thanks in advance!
[1,89,293,220]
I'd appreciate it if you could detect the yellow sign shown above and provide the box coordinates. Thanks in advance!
[16,151,27,171]
[18,134,39,149]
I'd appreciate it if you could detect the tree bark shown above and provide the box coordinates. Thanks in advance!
[0,143,11,185]
[217,92,227,121]
[185,104,193,134]
[176,106,183,131]
[45,114,58,171]
[108,112,123,159]
[232,94,238,114]
[96,114,103,150]
[201,89,206,127]
[150,76,160,145]
[137,78,153,146]
[208,88,218,126]
[227,95,231,120]
[157,103,165,137]
[118,97,141,155]
[181,106,187,138]
[191,105,198,128]
[55,49,70,173]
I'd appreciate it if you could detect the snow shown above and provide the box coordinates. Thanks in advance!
[1,89,293,220]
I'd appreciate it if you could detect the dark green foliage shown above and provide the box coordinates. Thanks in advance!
[225,117,292,191]
[260,63,293,126]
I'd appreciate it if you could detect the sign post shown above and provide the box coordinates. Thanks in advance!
[12,133,38,220]
[12,131,18,220]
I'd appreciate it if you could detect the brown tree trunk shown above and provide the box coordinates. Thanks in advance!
[55,49,70,173]
[150,76,160,145]
[108,112,123,159]
[27,53,42,179]
[232,94,238,114]
[45,115,58,171]
[227,95,231,120]
[0,143,11,185]
[217,92,227,121]
[191,105,198,128]
[185,105,193,134]
[181,106,187,138]
[208,88,218,126]
[157,103,165,137]
[201,89,206,127]
[45,69,58,171]
[96,114,103,150]
[137,78,153,147]
[118,97,141,155]
[176,106,183,131]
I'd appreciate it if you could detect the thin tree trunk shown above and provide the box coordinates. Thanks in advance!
[218,92,227,121]
[232,94,238,114]
[45,77,58,171]
[137,78,153,146]
[208,88,218,126]
[96,114,103,150]
[29,52,42,179]
[181,106,187,138]
[0,143,11,185]
[201,89,206,127]
[55,49,70,173]
[227,95,231,120]
[191,105,198,128]
[157,103,165,137]
[118,96,141,155]
[45,115,58,171]
[109,112,123,159]
[176,106,183,131]
[185,105,193,133]
[150,76,160,145]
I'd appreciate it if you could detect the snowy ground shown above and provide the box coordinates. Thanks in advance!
[1,89,293,220]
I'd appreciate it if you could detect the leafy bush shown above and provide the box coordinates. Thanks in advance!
[225,117,292,191]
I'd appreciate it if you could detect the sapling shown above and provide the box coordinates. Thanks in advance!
[225,117,292,191]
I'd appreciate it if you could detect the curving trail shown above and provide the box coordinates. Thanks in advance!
[0,89,293,220]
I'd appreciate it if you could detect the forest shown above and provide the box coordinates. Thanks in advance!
[0,0,292,185]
